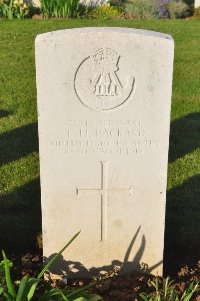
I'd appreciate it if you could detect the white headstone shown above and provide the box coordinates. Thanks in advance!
[195,0,200,8]
[36,28,174,278]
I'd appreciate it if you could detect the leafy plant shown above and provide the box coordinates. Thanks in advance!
[89,5,121,19]
[40,0,80,18]
[124,0,158,19]
[123,0,190,19]
[193,6,200,19]
[140,277,199,301]
[109,0,126,11]
[0,231,102,301]
[13,0,29,19]
[0,0,29,19]
[157,0,170,18]
[168,0,189,18]
[0,0,15,19]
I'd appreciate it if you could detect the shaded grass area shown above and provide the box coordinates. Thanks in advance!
[0,19,199,274]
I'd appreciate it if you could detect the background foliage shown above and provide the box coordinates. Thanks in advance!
[0,0,29,19]
[0,0,196,19]
[123,0,190,19]
[40,0,80,18]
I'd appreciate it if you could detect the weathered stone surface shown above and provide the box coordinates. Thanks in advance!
[35,27,174,278]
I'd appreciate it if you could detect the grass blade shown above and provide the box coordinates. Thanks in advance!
[66,276,109,301]
[0,287,4,295]
[16,275,29,301]
[2,250,16,299]
[86,295,103,301]
[38,288,69,301]
[139,293,149,301]
[27,278,42,301]
[181,283,199,301]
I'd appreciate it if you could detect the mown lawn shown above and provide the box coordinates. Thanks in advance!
[0,19,199,275]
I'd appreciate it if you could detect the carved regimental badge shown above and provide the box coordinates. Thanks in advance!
[74,48,135,112]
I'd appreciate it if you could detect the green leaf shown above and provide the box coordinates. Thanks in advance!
[181,282,199,301]
[37,230,81,279]
[38,288,69,301]
[2,250,16,299]
[0,286,4,295]
[67,275,110,301]
[72,293,102,301]
[16,275,29,301]
[0,260,13,268]
[139,293,149,301]
[182,292,196,301]
[86,294,103,301]
[27,278,42,301]
[4,292,14,301]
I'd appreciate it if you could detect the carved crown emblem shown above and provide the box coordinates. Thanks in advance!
[92,48,119,74]
[74,47,135,112]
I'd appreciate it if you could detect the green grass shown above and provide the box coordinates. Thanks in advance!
[0,19,199,274]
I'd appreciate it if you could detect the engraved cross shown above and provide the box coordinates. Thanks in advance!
[77,161,132,241]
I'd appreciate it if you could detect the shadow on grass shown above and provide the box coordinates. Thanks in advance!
[0,121,41,254]
[163,112,200,274]
[0,122,38,167]
[164,174,200,276]
[45,226,162,279]
[0,178,41,255]
[168,112,200,163]
[0,109,12,118]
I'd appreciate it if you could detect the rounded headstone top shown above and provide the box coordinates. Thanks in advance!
[35,27,173,44]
